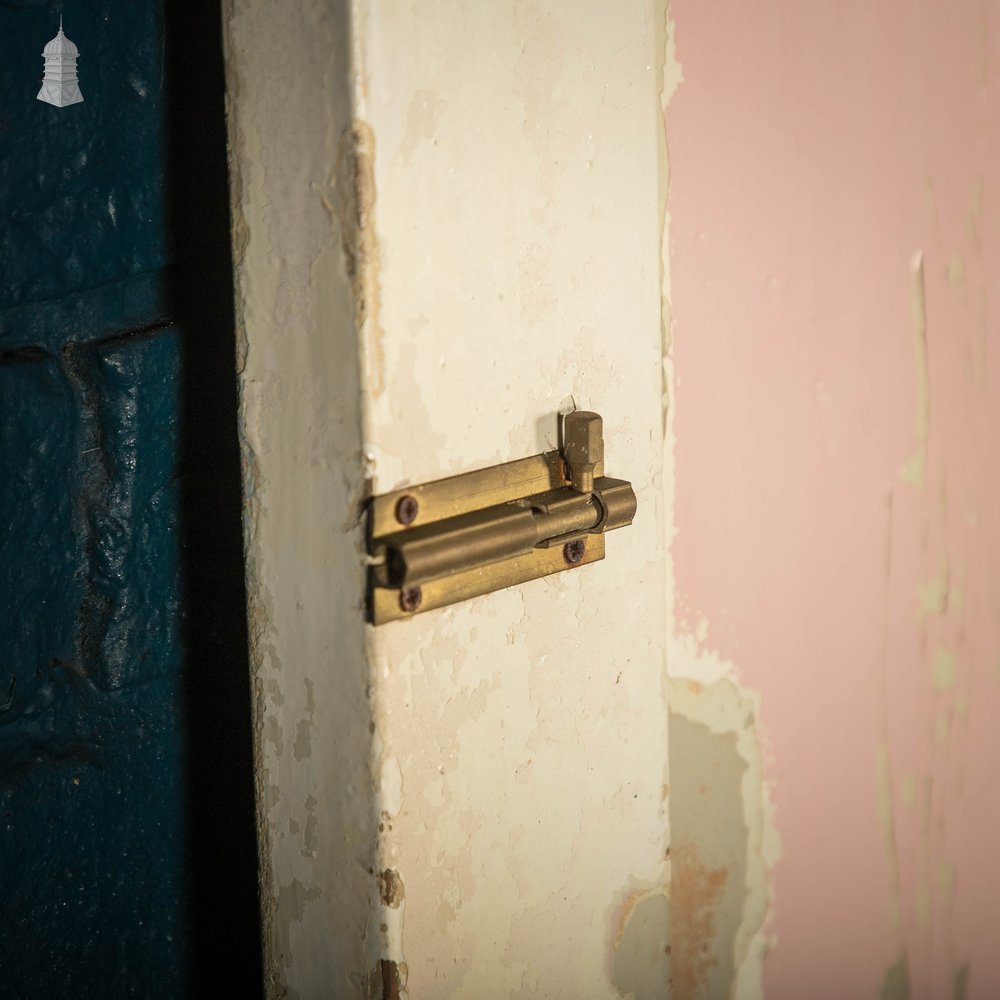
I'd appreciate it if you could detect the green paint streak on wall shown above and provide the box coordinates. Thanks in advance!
[933,648,957,691]
[953,963,970,1000]
[880,954,911,1000]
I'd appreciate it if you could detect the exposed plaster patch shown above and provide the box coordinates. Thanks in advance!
[671,840,730,999]
[335,120,385,396]
[666,632,733,687]
[612,890,671,1000]
[664,678,777,999]
[668,708,747,999]
[658,4,775,994]
[367,958,406,1000]
[367,863,406,990]
[379,869,406,909]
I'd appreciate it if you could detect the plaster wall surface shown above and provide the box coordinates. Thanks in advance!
[665,2,1000,998]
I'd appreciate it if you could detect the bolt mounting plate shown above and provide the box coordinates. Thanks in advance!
[365,412,635,625]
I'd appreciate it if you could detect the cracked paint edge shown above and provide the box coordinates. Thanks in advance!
[658,3,781,996]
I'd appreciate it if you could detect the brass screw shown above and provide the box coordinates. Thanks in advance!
[399,585,422,613]
[563,539,586,566]
[395,495,419,526]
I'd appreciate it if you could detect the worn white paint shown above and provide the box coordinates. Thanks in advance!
[224,2,668,995]
[222,2,374,995]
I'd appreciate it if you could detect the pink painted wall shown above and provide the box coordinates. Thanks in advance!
[667,2,1000,997]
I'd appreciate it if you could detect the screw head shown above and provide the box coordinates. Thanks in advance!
[399,585,422,613]
[563,539,586,566]
[395,494,419,526]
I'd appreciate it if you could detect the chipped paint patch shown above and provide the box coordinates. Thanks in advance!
[612,890,671,1000]
[379,869,405,909]
[668,707,744,998]
[367,958,406,1000]
[919,576,949,616]
[659,4,775,991]
[671,840,729,998]
[273,878,322,974]
[657,0,682,432]
[335,119,385,396]
[666,678,778,999]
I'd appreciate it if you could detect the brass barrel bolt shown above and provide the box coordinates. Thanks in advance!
[365,408,637,624]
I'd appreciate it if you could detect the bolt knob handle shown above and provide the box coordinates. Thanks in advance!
[563,410,603,493]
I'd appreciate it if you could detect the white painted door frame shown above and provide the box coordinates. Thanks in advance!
[223,3,670,996]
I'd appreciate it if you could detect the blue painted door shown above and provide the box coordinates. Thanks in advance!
[0,3,261,996]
